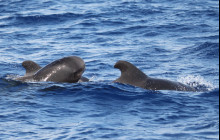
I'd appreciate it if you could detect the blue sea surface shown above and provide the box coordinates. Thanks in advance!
[0,0,219,139]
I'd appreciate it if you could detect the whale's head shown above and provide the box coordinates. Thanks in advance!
[16,56,86,83]
[61,56,86,83]
[32,56,86,83]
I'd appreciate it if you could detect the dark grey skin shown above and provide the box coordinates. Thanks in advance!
[114,61,196,92]
[22,60,41,76]
[78,76,89,82]
[16,56,88,83]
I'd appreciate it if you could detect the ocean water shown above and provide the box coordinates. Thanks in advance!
[0,0,219,139]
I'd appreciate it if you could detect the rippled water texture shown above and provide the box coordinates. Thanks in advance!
[0,0,219,139]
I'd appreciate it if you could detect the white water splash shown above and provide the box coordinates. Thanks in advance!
[5,74,19,80]
[178,75,216,91]
[88,76,96,82]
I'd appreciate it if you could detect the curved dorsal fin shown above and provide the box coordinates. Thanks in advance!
[22,60,42,76]
[114,60,148,88]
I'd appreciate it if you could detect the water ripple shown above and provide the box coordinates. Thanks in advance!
[0,0,219,139]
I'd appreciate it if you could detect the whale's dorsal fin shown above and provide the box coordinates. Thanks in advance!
[114,60,148,88]
[114,60,196,92]
[22,60,42,76]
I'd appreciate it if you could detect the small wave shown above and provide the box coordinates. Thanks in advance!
[189,8,219,18]
[198,89,219,98]
[13,13,83,26]
[0,76,29,94]
[1,74,218,100]
[96,30,126,36]
[195,42,219,58]
[181,42,219,59]
[38,82,160,100]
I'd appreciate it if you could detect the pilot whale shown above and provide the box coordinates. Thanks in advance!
[16,56,89,83]
[114,60,196,92]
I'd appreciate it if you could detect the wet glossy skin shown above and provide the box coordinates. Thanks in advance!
[16,56,86,83]
[114,61,196,92]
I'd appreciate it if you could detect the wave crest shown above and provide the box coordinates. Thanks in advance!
[181,42,219,59]
[13,13,83,25]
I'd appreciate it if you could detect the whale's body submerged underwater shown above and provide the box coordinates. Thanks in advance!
[16,57,195,92]
[16,56,88,83]
[114,61,196,92]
